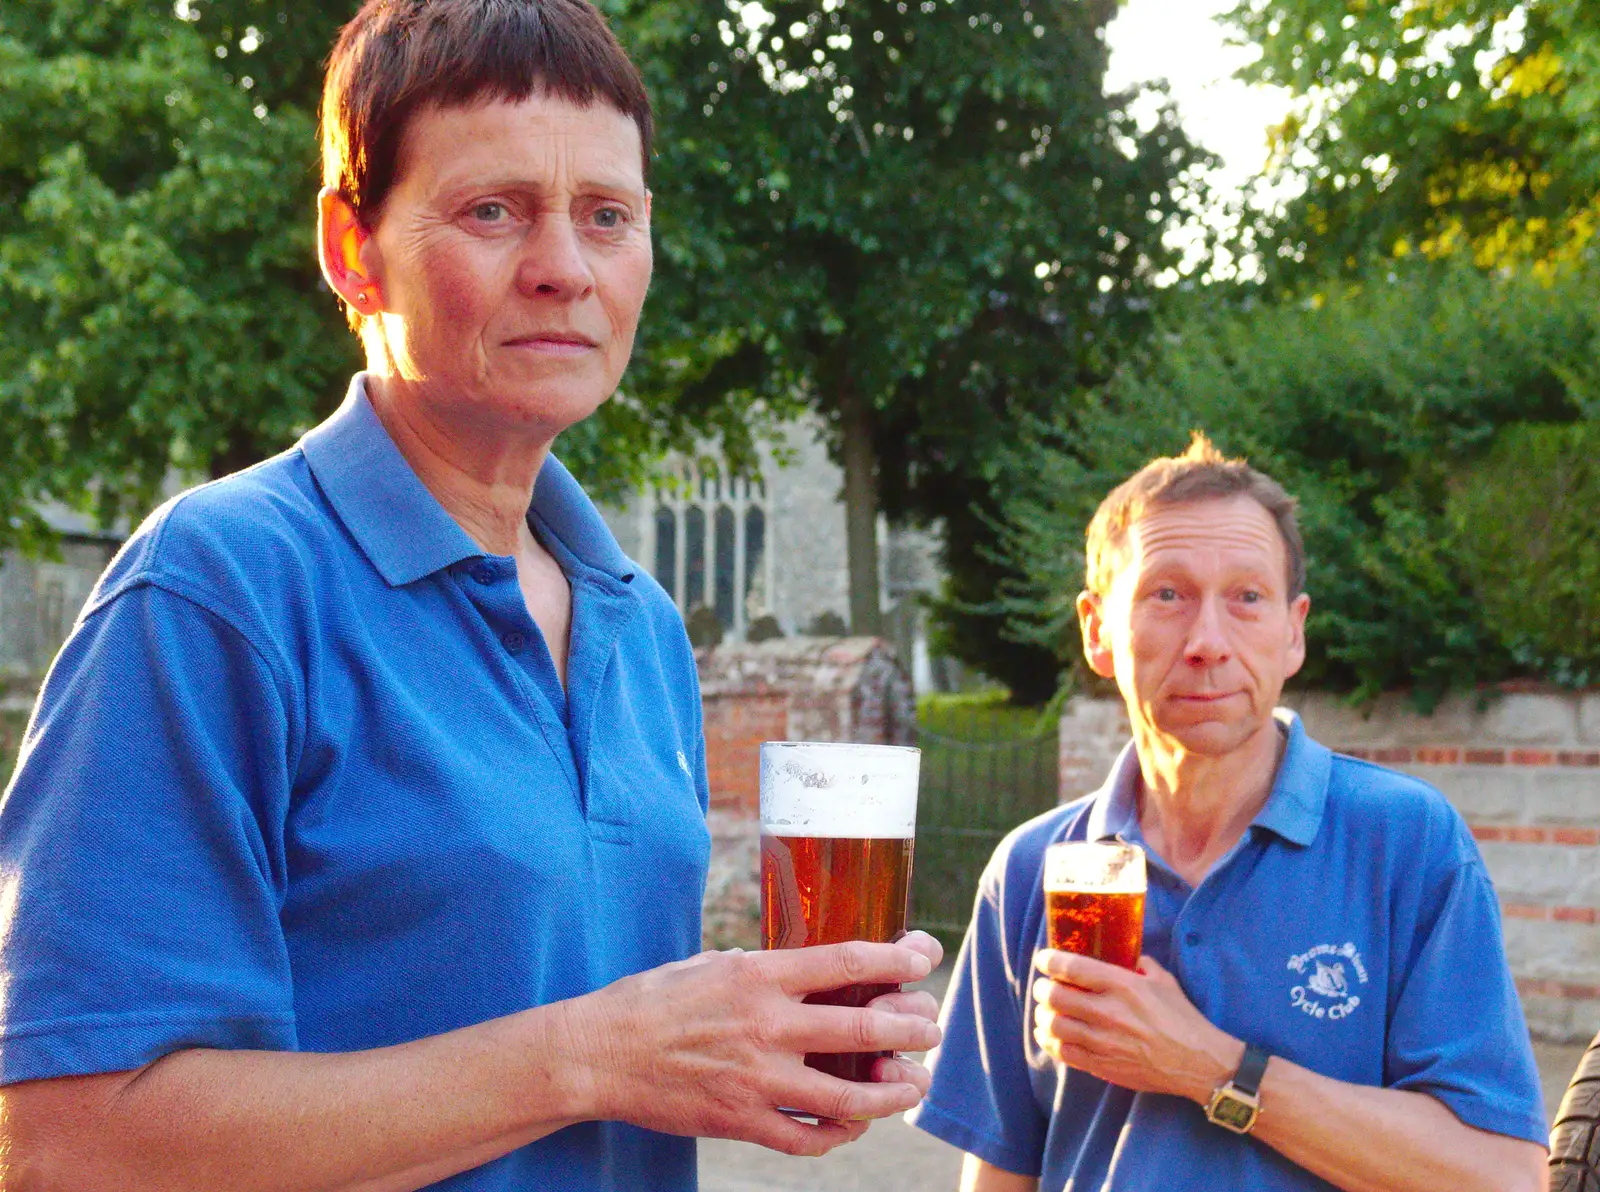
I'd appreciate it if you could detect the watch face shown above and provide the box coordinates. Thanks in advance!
[1213,1095,1256,1131]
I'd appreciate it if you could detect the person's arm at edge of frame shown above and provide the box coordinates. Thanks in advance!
[1032,951,1546,1192]
[958,1153,1039,1192]
[0,937,942,1192]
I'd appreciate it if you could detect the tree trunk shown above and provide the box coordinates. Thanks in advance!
[837,375,883,637]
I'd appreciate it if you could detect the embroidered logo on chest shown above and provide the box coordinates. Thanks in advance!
[1287,942,1369,1021]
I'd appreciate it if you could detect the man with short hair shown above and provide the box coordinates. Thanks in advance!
[907,435,1547,1191]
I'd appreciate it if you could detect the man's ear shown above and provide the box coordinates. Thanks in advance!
[1077,590,1116,679]
[1284,591,1311,679]
[317,187,382,313]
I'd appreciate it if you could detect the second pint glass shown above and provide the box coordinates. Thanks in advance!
[1043,841,1146,971]
[759,740,920,1082]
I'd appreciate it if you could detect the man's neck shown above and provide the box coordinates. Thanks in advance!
[1132,719,1285,889]
[365,374,553,557]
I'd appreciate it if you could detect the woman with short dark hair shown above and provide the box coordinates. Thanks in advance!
[0,3,940,1188]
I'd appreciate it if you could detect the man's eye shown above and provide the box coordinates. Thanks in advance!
[1155,587,1179,602]
[471,202,506,222]
[593,206,627,229]
[1239,590,1262,604]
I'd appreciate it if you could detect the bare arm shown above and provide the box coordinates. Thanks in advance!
[1032,951,1545,1192]
[958,1153,1038,1192]
[2,938,943,1192]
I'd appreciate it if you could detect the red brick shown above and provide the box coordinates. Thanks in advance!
[1553,906,1600,925]
[1372,747,1414,764]
[1414,747,1460,765]
[1464,749,1507,765]
[1470,825,1505,842]
[1341,747,1372,760]
[1500,902,1549,920]
[1552,827,1600,846]
[1556,981,1600,1001]
[1557,751,1600,767]
[1510,749,1556,766]
[1504,826,1550,844]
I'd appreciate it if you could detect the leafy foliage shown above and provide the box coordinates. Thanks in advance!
[997,261,1600,707]
[617,0,1208,700]
[1447,421,1600,684]
[1227,0,1600,281]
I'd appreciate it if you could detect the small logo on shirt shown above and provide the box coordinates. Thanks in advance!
[1287,942,1368,1021]
[676,750,692,777]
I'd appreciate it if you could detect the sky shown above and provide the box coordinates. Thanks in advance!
[1103,0,1296,280]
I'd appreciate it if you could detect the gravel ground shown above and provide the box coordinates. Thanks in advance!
[699,964,1589,1192]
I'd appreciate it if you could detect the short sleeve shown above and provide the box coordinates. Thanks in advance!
[1385,857,1546,1146]
[0,580,298,1083]
[907,837,1049,1174]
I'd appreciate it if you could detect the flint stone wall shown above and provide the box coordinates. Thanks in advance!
[697,637,915,950]
[1057,690,1600,1042]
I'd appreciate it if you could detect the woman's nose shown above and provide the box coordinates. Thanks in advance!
[517,217,595,299]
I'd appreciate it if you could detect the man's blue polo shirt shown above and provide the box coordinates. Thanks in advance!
[0,376,711,1191]
[906,711,1545,1190]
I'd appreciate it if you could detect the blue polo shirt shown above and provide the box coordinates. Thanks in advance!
[907,712,1545,1190]
[0,376,711,1191]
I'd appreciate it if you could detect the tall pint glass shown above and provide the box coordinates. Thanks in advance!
[1042,841,1146,971]
[759,740,920,1082]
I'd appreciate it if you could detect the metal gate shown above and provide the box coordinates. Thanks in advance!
[910,708,1060,947]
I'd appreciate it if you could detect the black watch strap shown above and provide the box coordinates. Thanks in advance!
[1232,1043,1271,1097]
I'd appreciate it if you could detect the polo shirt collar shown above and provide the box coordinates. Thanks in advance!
[1083,708,1329,848]
[300,374,637,587]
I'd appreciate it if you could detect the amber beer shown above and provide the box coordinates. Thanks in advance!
[1043,842,1146,971]
[759,741,920,1082]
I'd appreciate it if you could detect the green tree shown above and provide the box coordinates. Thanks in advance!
[0,0,760,552]
[1227,0,1600,282]
[997,261,1600,707]
[620,0,1205,699]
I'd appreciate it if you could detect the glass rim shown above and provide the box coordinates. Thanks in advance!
[760,740,921,756]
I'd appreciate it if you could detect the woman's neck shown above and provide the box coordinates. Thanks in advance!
[365,374,553,557]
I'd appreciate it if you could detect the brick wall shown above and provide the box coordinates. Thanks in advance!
[1059,691,1600,1042]
[696,637,915,949]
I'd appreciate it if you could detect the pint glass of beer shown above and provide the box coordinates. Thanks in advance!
[1042,841,1146,971]
[759,740,920,1082]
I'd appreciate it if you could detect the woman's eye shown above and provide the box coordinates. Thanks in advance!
[1155,587,1179,602]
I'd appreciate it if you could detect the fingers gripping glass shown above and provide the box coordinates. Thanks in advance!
[759,741,920,1082]
[1042,841,1147,971]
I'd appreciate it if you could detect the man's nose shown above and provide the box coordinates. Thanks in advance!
[1184,595,1231,667]
[516,216,595,300]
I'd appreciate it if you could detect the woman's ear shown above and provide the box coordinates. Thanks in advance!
[317,187,381,314]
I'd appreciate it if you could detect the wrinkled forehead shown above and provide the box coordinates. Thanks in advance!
[1114,496,1289,586]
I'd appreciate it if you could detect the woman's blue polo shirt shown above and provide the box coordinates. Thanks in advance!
[0,376,712,1191]
[907,712,1546,1190]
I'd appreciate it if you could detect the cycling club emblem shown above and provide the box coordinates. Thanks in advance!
[1287,942,1368,1021]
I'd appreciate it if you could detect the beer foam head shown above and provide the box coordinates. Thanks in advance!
[760,741,920,838]
[1042,841,1146,893]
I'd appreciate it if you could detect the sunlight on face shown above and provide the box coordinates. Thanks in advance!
[1093,496,1309,758]
[360,93,652,438]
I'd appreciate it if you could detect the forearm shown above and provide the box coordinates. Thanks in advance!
[3,1000,600,1192]
[1241,1056,1545,1192]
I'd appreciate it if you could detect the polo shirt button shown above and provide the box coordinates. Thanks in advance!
[472,565,495,585]
[502,631,526,652]
[1185,931,1201,946]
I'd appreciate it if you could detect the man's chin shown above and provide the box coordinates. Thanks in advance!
[1152,706,1259,757]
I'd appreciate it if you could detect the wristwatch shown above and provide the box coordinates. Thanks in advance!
[1204,1043,1270,1134]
